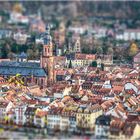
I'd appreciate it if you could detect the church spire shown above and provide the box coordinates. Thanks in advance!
[43,24,52,45]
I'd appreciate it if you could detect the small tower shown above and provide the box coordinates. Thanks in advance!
[40,25,55,85]
[74,36,81,53]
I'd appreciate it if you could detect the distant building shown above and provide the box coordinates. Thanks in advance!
[66,53,96,68]
[0,29,12,39]
[95,115,111,138]
[9,12,29,25]
[16,52,27,62]
[0,102,8,123]
[68,35,81,53]
[68,26,87,34]
[92,27,108,39]
[24,107,37,126]
[76,104,103,133]
[14,105,27,126]
[96,55,113,71]
[47,110,61,131]
[116,29,140,41]
[34,109,47,128]
[13,32,30,45]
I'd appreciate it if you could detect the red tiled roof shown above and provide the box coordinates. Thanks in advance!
[54,56,66,61]
[75,53,95,60]
[112,86,123,93]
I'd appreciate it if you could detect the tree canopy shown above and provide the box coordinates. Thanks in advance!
[128,42,139,57]
[91,61,97,67]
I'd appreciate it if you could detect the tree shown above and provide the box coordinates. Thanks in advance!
[1,43,11,58]
[82,47,91,54]
[7,52,16,60]
[51,17,59,29]
[96,46,103,54]
[8,74,25,88]
[107,47,113,54]
[35,49,40,58]
[91,61,97,67]
[96,69,100,74]
[66,20,72,28]
[101,63,104,71]
[27,49,34,59]
[68,60,72,68]
[129,42,139,57]
[11,43,20,53]
[13,3,23,13]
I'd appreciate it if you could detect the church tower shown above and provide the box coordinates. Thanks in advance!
[40,25,55,85]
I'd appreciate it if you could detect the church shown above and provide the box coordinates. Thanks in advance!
[0,26,55,88]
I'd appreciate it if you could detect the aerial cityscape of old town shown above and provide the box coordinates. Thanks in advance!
[0,1,140,140]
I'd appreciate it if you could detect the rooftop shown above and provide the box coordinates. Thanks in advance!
[0,61,47,77]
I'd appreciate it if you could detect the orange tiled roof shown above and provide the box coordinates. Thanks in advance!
[113,86,123,92]
[75,53,95,60]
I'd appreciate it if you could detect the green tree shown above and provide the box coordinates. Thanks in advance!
[82,47,91,54]
[66,20,72,28]
[11,44,19,53]
[27,49,34,59]
[101,63,104,71]
[68,60,72,68]
[107,47,113,54]
[1,43,11,58]
[7,52,16,60]
[91,61,97,67]
[96,46,103,54]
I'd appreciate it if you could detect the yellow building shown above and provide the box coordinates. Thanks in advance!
[76,104,103,132]
[131,124,140,140]
[66,53,96,68]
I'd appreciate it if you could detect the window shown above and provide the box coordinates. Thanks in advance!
[41,79,43,85]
